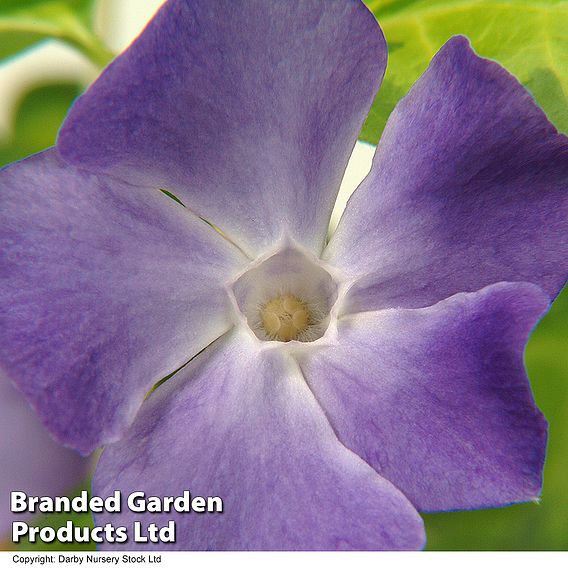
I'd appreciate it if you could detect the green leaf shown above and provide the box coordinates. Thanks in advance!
[362,0,568,143]
[0,0,113,68]
[0,82,81,167]
[0,30,44,62]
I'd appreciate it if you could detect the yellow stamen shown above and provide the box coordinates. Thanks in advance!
[260,294,310,342]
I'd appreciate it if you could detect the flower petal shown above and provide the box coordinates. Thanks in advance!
[0,377,89,535]
[57,0,387,257]
[0,150,247,454]
[326,36,568,312]
[94,329,425,550]
[298,282,549,512]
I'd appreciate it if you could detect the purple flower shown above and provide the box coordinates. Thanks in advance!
[1,0,567,551]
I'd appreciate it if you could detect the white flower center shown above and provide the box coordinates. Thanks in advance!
[230,242,338,344]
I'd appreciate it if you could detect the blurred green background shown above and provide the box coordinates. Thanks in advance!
[0,0,566,552]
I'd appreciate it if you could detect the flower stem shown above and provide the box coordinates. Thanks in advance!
[65,33,115,70]
[0,14,115,71]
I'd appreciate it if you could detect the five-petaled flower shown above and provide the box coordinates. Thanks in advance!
[1,0,567,551]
